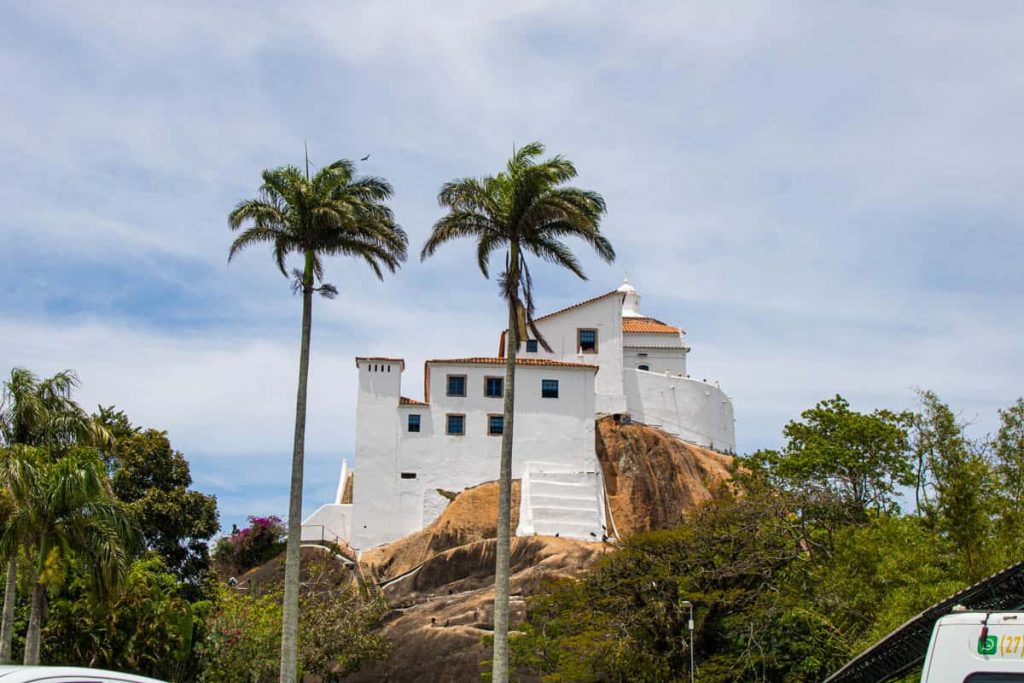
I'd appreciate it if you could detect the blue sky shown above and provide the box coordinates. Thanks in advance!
[2,1,1022,532]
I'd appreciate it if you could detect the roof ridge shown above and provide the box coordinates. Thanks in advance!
[427,356,598,369]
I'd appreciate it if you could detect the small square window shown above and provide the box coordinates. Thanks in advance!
[407,414,421,432]
[488,414,504,436]
[541,379,559,399]
[446,414,465,435]
[638,364,650,371]
[578,329,597,353]
[484,376,504,398]
[446,375,466,397]
[525,339,538,353]
[400,472,417,479]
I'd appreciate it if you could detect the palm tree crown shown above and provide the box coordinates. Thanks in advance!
[0,369,101,450]
[228,160,408,291]
[422,141,613,335]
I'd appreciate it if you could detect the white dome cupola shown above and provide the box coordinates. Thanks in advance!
[618,276,643,318]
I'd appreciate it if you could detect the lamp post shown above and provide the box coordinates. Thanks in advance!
[680,599,695,683]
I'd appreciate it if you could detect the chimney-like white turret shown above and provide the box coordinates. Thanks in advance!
[618,276,643,318]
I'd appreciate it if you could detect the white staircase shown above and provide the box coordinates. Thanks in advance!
[517,462,606,542]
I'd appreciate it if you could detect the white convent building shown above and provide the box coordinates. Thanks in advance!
[302,279,735,550]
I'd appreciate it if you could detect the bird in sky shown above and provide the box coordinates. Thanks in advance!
[360,154,371,161]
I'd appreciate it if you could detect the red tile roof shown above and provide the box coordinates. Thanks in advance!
[427,357,598,369]
[399,396,429,406]
[622,318,682,334]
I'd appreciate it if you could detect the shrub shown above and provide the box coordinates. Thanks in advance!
[212,515,285,574]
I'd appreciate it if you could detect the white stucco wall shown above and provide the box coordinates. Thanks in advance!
[301,503,352,544]
[622,368,735,453]
[350,359,598,549]
[623,346,687,376]
[520,293,627,415]
[350,359,403,549]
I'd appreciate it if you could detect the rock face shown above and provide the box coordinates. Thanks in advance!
[597,416,734,535]
[347,419,734,681]
[361,480,522,582]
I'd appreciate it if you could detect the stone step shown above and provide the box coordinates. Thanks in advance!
[530,505,600,523]
[528,493,599,508]
[528,471,600,484]
[532,520,603,541]
[529,482,597,499]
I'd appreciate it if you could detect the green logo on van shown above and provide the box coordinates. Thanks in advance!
[979,635,998,655]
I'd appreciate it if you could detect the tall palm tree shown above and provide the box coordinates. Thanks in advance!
[0,477,15,665]
[1,445,137,665]
[228,156,408,681]
[421,141,613,681]
[0,368,109,664]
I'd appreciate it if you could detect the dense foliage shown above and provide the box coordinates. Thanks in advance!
[510,393,1024,682]
[2,368,393,680]
[199,559,390,682]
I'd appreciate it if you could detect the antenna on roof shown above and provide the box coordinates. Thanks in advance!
[304,140,310,180]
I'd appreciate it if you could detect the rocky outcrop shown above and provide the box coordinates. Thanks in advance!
[597,416,734,535]
[346,419,734,680]
[361,480,521,582]
[349,536,605,683]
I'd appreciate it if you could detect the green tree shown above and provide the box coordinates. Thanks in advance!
[992,398,1024,559]
[42,556,199,680]
[228,156,407,681]
[913,390,993,582]
[107,427,219,598]
[421,141,613,682]
[750,395,913,523]
[2,445,139,664]
[0,368,109,664]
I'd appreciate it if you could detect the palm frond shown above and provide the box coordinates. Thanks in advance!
[421,212,499,261]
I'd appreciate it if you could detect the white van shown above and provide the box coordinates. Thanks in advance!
[921,612,1024,682]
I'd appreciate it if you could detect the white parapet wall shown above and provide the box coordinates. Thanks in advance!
[622,368,735,453]
[301,503,353,545]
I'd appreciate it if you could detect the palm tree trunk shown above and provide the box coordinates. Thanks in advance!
[23,547,46,666]
[0,555,16,664]
[279,251,315,682]
[492,245,520,683]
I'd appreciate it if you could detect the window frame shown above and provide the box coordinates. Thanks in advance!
[541,379,560,399]
[446,413,466,435]
[446,374,467,397]
[483,375,504,398]
[487,414,504,436]
[525,339,539,353]
[577,328,598,354]
[407,414,421,433]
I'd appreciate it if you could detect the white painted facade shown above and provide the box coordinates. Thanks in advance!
[304,280,735,550]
